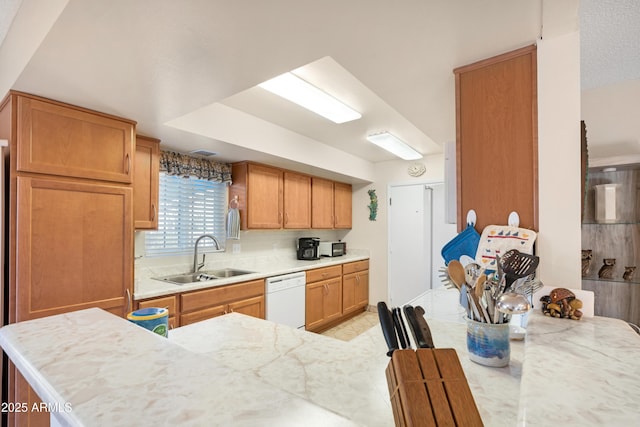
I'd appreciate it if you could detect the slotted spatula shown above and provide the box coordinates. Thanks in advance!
[499,249,539,291]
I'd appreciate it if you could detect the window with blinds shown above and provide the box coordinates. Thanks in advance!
[145,173,227,256]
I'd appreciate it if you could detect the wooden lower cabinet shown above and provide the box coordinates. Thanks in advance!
[305,261,370,333]
[342,260,370,315]
[179,279,265,326]
[305,265,343,332]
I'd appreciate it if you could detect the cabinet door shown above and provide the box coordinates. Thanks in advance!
[229,295,265,319]
[11,368,49,427]
[283,171,311,229]
[343,271,368,315]
[355,270,369,308]
[333,182,352,229]
[311,177,334,229]
[134,135,160,229]
[16,94,135,183]
[454,46,538,231]
[305,281,327,331]
[342,273,358,314]
[247,163,283,229]
[323,277,343,323]
[15,177,133,321]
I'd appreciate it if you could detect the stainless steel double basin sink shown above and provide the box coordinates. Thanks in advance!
[153,268,255,285]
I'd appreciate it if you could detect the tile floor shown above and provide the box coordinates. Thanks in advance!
[321,310,379,341]
[320,288,467,342]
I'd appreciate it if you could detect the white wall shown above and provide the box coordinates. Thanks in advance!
[345,154,449,305]
[537,31,583,288]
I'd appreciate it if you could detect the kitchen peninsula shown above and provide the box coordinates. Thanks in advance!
[1,294,639,426]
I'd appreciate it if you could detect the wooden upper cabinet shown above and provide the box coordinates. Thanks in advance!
[333,182,353,229]
[134,135,160,229]
[454,45,538,232]
[231,162,283,229]
[283,171,311,229]
[231,161,352,230]
[312,178,352,229]
[15,177,133,321]
[15,93,136,183]
[311,177,335,229]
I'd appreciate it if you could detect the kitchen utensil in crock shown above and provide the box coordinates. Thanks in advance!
[465,262,482,286]
[447,260,466,290]
[495,292,532,315]
[474,274,486,298]
[437,267,457,290]
[499,250,539,291]
[459,283,470,318]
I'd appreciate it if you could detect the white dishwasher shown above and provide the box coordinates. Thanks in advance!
[265,271,306,329]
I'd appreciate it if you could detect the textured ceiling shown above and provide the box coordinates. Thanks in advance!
[580,0,640,89]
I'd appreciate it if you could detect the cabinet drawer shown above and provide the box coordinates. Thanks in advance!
[342,260,369,275]
[180,305,226,326]
[181,279,264,313]
[137,295,177,317]
[306,265,342,283]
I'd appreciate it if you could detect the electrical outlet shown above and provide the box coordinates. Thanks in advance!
[232,244,241,254]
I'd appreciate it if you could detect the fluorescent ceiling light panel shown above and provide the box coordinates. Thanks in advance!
[366,132,423,160]
[259,72,361,124]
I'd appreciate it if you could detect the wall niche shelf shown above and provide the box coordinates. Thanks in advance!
[581,166,640,325]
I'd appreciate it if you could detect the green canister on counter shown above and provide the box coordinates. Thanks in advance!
[127,307,169,337]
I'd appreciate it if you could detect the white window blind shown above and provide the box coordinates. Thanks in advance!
[145,173,227,256]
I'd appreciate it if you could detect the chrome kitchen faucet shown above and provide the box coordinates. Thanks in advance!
[193,234,221,273]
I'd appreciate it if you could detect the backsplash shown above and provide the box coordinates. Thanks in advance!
[135,229,349,269]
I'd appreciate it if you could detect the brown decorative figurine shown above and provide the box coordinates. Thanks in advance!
[623,266,636,282]
[581,249,593,277]
[539,288,583,320]
[598,258,616,279]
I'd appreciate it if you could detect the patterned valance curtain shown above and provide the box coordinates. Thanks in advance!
[159,150,232,183]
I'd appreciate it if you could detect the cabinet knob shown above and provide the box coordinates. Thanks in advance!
[151,204,156,221]
[125,153,131,175]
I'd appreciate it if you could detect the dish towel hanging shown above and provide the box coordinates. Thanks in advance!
[226,196,240,240]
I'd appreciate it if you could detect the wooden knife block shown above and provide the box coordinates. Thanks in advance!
[385,348,483,427]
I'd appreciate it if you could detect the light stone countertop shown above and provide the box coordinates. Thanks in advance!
[517,311,640,426]
[0,308,356,427]
[135,250,369,300]
[2,288,639,426]
[169,308,524,427]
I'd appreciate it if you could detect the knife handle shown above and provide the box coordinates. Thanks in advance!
[377,302,398,357]
[414,306,435,348]
[403,305,428,348]
[392,307,410,349]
